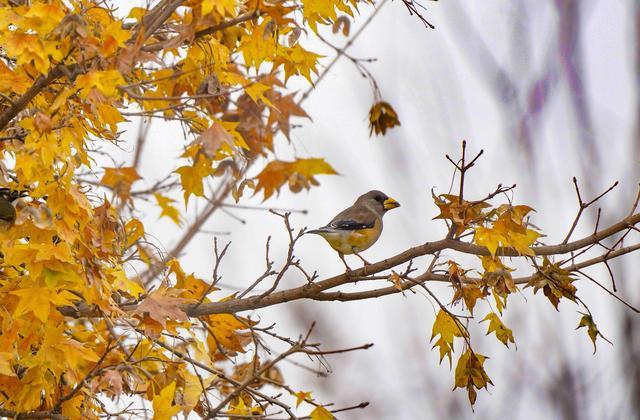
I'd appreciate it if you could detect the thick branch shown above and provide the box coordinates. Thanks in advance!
[0,66,65,131]
[58,212,640,318]
[0,408,64,420]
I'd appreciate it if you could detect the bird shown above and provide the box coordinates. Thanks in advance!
[306,190,400,268]
[0,188,18,230]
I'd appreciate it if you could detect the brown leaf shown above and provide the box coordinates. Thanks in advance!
[195,123,235,158]
[132,287,190,328]
[388,270,404,294]
[266,92,309,139]
[100,167,142,200]
[368,101,400,136]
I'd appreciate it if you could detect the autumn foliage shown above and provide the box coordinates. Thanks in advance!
[0,0,637,419]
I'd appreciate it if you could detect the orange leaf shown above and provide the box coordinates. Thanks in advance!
[253,158,337,200]
[101,167,142,199]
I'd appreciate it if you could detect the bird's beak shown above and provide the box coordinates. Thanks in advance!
[383,197,400,210]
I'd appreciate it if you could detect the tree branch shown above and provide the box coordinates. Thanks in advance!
[58,212,640,318]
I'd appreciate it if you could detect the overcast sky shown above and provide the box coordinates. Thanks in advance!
[109,1,640,418]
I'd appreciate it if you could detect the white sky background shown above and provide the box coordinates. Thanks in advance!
[108,0,640,418]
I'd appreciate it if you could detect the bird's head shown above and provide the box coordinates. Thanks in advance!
[357,190,400,215]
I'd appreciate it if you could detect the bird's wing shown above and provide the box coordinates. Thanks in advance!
[325,205,378,230]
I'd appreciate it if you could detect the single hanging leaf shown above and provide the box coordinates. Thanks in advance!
[481,312,515,347]
[368,101,400,136]
[430,309,467,366]
[576,312,611,353]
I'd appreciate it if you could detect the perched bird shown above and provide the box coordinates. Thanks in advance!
[0,188,18,230]
[307,190,400,268]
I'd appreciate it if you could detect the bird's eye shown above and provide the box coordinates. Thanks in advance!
[375,195,384,202]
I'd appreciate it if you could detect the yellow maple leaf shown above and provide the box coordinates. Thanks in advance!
[245,81,273,106]
[576,312,611,353]
[294,391,313,408]
[481,312,515,347]
[175,155,215,202]
[301,0,343,33]
[226,397,250,415]
[430,309,467,365]
[310,405,334,420]
[201,0,237,16]
[96,103,127,133]
[109,267,145,298]
[125,218,145,247]
[11,288,78,322]
[61,394,85,418]
[206,313,254,355]
[474,226,503,256]
[278,44,322,83]
[3,32,62,73]
[152,381,182,420]
[23,2,67,33]
[76,70,126,98]
[101,20,129,56]
[240,21,277,68]
[506,228,540,256]
[14,367,51,411]
[154,193,181,225]
[181,370,215,412]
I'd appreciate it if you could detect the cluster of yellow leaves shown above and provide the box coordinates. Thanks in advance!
[431,198,542,406]
[0,0,364,415]
[474,204,540,256]
[433,193,540,257]
[302,0,363,33]
[225,396,265,417]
